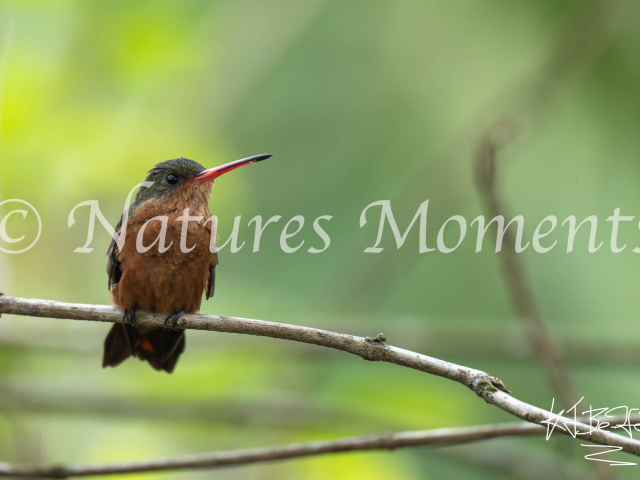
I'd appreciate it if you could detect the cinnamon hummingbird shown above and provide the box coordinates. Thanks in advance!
[102,154,271,373]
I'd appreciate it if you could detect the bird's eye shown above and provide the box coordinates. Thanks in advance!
[166,174,179,185]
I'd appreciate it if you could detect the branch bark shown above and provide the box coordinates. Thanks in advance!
[0,417,638,478]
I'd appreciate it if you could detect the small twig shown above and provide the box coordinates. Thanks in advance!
[1,417,638,478]
[365,332,387,343]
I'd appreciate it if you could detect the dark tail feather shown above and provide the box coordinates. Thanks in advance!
[102,323,132,368]
[138,328,186,373]
[102,324,186,373]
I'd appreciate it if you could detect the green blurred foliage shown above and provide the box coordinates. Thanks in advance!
[1,0,640,478]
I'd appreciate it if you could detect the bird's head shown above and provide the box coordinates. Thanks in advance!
[132,154,272,211]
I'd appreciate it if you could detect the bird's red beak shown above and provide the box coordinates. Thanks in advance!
[194,154,272,182]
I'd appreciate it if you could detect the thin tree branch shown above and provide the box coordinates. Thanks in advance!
[0,417,638,478]
[2,316,638,366]
[2,295,640,461]
[0,294,510,394]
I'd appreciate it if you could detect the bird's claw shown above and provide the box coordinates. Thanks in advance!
[164,309,185,331]
[123,309,138,326]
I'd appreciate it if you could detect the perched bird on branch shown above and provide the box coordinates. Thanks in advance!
[102,154,271,372]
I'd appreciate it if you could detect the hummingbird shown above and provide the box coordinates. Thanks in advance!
[102,154,272,373]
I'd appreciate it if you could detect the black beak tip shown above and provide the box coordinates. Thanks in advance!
[254,153,272,162]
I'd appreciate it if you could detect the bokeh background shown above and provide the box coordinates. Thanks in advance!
[2,0,640,478]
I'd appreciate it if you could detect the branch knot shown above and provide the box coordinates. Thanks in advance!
[365,333,386,343]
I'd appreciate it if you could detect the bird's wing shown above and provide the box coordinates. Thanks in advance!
[206,252,218,300]
[107,214,124,291]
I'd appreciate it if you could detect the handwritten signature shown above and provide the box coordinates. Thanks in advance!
[543,397,639,466]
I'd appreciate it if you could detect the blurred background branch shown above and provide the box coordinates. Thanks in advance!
[1,415,638,478]
[474,121,576,409]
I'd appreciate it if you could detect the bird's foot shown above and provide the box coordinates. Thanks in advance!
[164,308,186,331]
[123,309,138,326]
